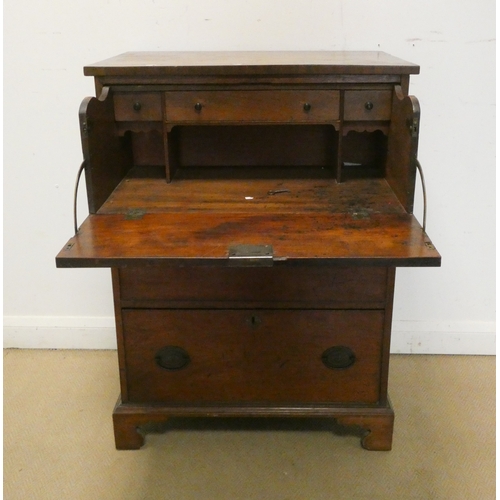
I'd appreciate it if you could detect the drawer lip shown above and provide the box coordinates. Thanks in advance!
[344,90,392,121]
[114,92,162,121]
[164,90,340,123]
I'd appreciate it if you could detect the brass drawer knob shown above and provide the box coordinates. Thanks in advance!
[321,346,356,369]
[303,102,312,112]
[155,346,190,371]
[364,101,374,111]
[133,101,142,111]
[194,102,203,112]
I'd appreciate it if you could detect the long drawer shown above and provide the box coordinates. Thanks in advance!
[122,309,384,404]
[164,90,340,123]
[118,266,389,308]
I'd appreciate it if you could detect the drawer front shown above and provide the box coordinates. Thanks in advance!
[119,266,388,308]
[344,90,392,121]
[114,92,162,121]
[165,90,340,123]
[123,309,384,404]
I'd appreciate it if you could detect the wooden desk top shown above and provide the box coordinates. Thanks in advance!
[84,51,419,77]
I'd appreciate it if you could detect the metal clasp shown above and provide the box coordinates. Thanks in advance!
[228,244,274,267]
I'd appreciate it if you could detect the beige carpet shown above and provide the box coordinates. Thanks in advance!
[4,350,495,500]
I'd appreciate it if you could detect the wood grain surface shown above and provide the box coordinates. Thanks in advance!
[98,169,404,214]
[56,211,440,267]
[84,51,420,77]
[122,309,384,404]
[164,90,340,124]
[118,265,389,309]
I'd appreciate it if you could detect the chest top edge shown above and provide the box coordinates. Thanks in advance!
[84,51,420,78]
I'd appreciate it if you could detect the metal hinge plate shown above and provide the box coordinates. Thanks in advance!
[228,244,273,267]
[410,118,419,138]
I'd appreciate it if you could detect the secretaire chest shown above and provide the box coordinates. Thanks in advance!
[56,51,440,450]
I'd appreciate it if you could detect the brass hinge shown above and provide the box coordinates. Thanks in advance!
[82,121,91,135]
[410,118,418,137]
[125,208,146,220]
[228,244,273,267]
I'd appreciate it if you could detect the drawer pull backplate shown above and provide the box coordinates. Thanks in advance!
[322,346,356,369]
[155,346,191,371]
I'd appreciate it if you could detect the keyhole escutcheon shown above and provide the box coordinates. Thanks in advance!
[247,315,262,328]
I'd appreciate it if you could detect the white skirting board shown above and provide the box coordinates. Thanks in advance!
[3,317,118,350]
[3,317,496,355]
[389,321,496,355]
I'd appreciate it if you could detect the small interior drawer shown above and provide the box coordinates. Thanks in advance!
[122,309,384,404]
[114,92,162,121]
[344,90,392,121]
[165,90,340,123]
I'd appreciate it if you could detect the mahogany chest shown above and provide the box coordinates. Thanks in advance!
[56,51,440,450]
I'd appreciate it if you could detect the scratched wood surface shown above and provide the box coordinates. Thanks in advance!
[98,167,405,215]
[56,211,440,268]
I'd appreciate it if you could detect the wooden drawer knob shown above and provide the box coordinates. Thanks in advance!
[303,102,312,112]
[133,101,142,111]
[194,102,203,112]
[321,346,356,369]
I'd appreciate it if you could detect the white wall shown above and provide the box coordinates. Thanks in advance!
[4,0,495,353]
